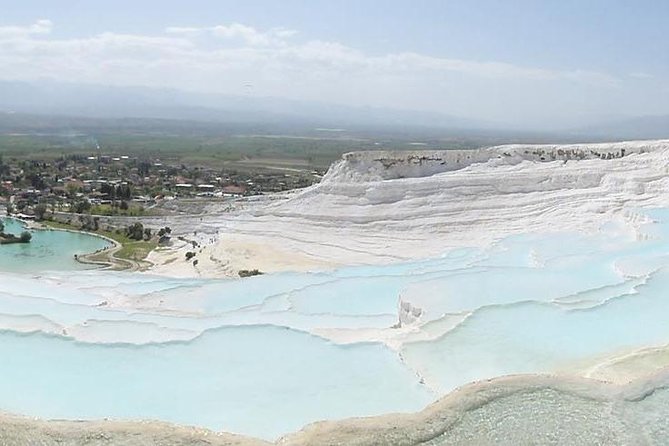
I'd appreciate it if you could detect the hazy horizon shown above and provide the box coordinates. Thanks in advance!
[2,0,669,131]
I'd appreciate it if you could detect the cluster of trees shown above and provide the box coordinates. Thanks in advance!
[125,222,151,241]
[5,200,49,221]
[34,203,48,221]
[0,155,9,176]
[72,200,92,214]
[100,183,133,201]
[137,161,152,176]
[157,227,172,237]
[26,172,46,190]
[0,221,32,244]
[78,215,100,231]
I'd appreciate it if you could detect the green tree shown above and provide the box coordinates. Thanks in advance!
[19,231,32,243]
[125,222,145,240]
[0,154,7,176]
[72,200,91,214]
[157,227,172,237]
[65,182,80,198]
[34,203,48,221]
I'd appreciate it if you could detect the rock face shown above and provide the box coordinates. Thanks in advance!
[254,140,669,263]
[280,370,669,446]
[398,299,423,327]
[321,150,496,182]
[320,140,659,183]
[146,139,669,277]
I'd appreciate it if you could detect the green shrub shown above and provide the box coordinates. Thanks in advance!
[238,269,263,278]
[125,222,145,240]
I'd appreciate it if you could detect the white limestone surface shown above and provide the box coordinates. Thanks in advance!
[4,141,669,440]
[147,140,669,277]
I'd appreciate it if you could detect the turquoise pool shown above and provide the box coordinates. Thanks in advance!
[0,217,111,272]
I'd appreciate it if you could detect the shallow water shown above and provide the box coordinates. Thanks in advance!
[0,326,432,439]
[2,209,669,439]
[0,218,110,271]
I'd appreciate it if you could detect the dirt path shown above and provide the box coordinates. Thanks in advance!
[77,243,151,271]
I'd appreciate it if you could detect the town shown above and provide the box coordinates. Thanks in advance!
[0,152,323,218]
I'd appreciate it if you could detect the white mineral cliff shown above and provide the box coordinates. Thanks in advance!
[148,140,669,277]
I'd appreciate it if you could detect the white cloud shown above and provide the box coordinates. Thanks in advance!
[629,71,654,80]
[369,52,620,87]
[163,26,201,35]
[0,19,626,125]
[0,19,52,38]
[165,23,296,47]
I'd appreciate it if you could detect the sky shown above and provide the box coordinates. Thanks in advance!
[1,0,668,129]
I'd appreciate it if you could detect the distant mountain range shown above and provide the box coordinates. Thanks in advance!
[572,115,669,140]
[0,80,490,131]
[0,80,668,142]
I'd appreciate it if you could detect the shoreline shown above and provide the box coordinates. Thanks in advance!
[7,216,150,271]
[2,367,669,445]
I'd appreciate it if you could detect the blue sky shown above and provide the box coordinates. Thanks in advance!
[1,0,668,128]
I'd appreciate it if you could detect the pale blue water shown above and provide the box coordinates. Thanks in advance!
[1,209,669,439]
[0,217,110,271]
[0,326,432,439]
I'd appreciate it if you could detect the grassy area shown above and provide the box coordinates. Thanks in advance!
[0,130,474,170]
[40,219,157,262]
[115,240,158,261]
[0,133,370,169]
[39,219,83,231]
[89,203,162,217]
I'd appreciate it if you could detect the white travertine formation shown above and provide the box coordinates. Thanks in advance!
[4,141,669,441]
[148,140,669,277]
